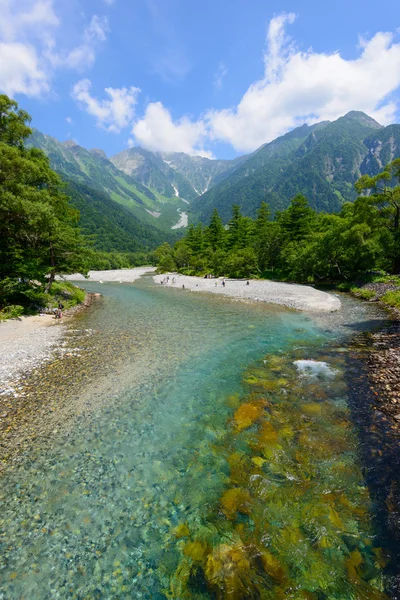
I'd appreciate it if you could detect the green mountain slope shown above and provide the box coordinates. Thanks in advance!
[159,152,243,195]
[64,179,176,253]
[110,147,240,201]
[192,111,400,223]
[27,131,187,232]
[191,121,329,222]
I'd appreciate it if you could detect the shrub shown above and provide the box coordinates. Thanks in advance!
[350,287,376,301]
[381,290,400,310]
[0,304,24,321]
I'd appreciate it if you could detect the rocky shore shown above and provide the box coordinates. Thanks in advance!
[366,316,400,435]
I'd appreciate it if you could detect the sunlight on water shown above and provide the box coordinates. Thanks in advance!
[0,278,395,598]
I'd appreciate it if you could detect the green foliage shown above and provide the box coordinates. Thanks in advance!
[381,289,400,309]
[350,288,376,300]
[192,112,400,223]
[0,95,90,311]
[0,304,24,321]
[154,161,400,284]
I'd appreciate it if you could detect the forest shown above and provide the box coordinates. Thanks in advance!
[156,161,400,288]
[0,95,152,315]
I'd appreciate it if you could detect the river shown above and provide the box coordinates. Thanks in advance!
[0,276,399,599]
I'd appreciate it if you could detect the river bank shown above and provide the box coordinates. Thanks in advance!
[0,277,399,598]
[60,266,156,282]
[153,273,341,312]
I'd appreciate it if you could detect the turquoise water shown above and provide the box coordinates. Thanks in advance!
[0,279,395,598]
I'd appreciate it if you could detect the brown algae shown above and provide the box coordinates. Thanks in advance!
[165,351,389,599]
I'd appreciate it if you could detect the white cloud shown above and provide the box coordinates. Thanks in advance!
[0,0,59,41]
[206,14,400,152]
[132,102,212,157]
[0,0,59,96]
[71,79,140,133]
[0,1,108,98]
[48,15,108,71]
[0,41,50,96]
[66,116,73,124]
[213,62,227,90]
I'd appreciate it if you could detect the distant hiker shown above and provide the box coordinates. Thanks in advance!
[182,284,185,289]
[222,279,225,287]
[246,280,250,285]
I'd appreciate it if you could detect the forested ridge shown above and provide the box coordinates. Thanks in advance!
[192,112,400,224]
[0,95,165,316]
[156,160,400,290]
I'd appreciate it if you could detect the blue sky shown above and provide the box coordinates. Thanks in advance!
[1,0,400,158]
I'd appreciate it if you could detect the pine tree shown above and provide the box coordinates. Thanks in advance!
[207,208,225,251]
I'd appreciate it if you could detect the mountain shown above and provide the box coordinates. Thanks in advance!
[64,179,175,253]
[28,111,400,243]
[192,111,400,223]
[190,121,330,222]
[110,148,241,200]
[27,130,189,232]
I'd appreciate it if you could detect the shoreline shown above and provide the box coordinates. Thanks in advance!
[153,273,341,312]
[0,292,96,416]
[59,266,156,282]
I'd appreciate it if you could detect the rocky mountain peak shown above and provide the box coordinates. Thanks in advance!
[63,139,79,149]
[90,148,107,159]
[341,111,382,129]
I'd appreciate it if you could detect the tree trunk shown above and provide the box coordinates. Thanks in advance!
[45,241,56,292]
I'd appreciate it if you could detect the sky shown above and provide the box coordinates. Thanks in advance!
[1,0,400,159]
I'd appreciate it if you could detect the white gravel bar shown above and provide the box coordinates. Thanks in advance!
[0,315,64,396]
[60,266,156,282]
[154,274,341,312]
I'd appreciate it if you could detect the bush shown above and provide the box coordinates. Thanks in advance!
[381,290,400,309]
[350,287,376,301]
[0,304,24,321]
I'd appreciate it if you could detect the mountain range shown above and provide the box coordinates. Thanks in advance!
[28,111,400,253]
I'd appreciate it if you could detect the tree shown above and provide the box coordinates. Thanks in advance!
[0,94,87,303]
[227,205,253,249]
[253,201,281,272]
[279,194,315,242]
[207,207,226,251]
[355,160,400,272]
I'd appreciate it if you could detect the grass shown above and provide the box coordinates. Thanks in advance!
[349,287,376,301]
[0,281,86,322]
[380,289,400,310]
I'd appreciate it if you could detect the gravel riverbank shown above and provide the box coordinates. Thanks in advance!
[153,273,341,312]
[0,315,64,398]
[60,266,156,282]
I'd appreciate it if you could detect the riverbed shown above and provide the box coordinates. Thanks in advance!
[0,275,399,598]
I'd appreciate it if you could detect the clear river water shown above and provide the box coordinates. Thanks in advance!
[0,276,399,599]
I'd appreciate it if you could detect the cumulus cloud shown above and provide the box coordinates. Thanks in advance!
[0,0,59,96]
[132,102,212,157]
[0,41,50,96]
[126,15,400,154]
[71,79,140,133]
[206,13,400,151]
[0,0,108,97]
